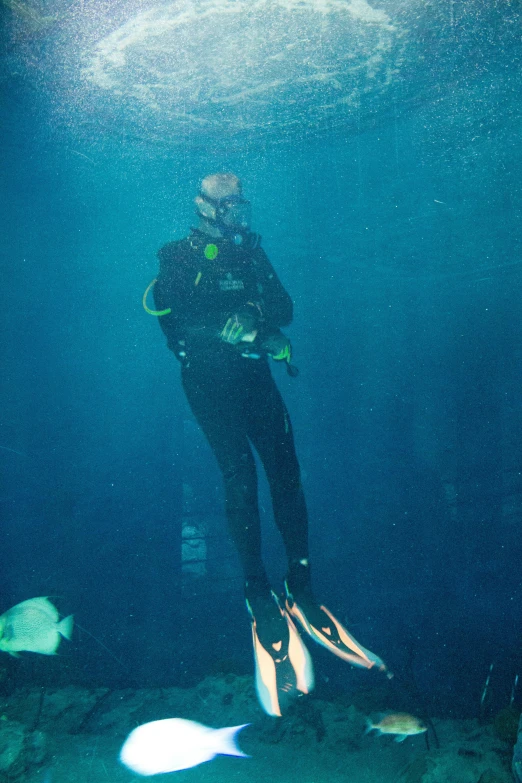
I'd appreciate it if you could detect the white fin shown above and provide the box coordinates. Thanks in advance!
[394,734,408,743]
[286,612,314,694]
[58,615,74,640]
[213,725,249,758]
[251,625,281,716]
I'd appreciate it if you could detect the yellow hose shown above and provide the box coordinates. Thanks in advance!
[142,279,171,316]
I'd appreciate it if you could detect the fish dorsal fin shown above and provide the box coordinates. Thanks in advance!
[13,597,59,621]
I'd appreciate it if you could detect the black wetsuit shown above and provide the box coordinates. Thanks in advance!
[153,229,309,591]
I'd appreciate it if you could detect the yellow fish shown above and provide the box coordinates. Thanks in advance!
[0,597,73,656]
[366,712,427,742]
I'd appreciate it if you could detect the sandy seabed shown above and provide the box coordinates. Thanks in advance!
[0,673,515,783]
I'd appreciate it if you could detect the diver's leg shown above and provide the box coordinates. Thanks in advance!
[245,363,310,573]
[181,365,266,583]
[247,364,387,674]
[244,364,308,561]
[182,363,313,714]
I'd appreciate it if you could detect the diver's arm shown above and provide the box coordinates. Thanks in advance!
[252,248,293,329]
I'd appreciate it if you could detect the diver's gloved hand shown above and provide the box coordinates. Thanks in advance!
[260,330,292,363]
[220,309,259,345]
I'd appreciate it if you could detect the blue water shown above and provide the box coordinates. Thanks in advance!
[0,0,521,731]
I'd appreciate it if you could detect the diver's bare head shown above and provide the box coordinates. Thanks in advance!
[201,173,242,201]
[195,173,251,240]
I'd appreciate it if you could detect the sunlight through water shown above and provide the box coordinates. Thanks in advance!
[81,0,405,139]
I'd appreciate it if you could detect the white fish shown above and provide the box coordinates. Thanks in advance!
[0,597,73,656]
[119,718,249,776]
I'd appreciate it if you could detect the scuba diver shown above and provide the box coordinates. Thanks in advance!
[146,173,386,716]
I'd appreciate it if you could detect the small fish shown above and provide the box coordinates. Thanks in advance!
[120,718,249,776]
[0,597,73,656]
[366,712,427,742]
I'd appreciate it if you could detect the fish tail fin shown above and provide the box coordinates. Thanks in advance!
[365,719,375,735]
[58,614,74,640]
[213,725,250,758]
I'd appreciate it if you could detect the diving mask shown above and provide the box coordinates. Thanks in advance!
[198,192,252,232]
